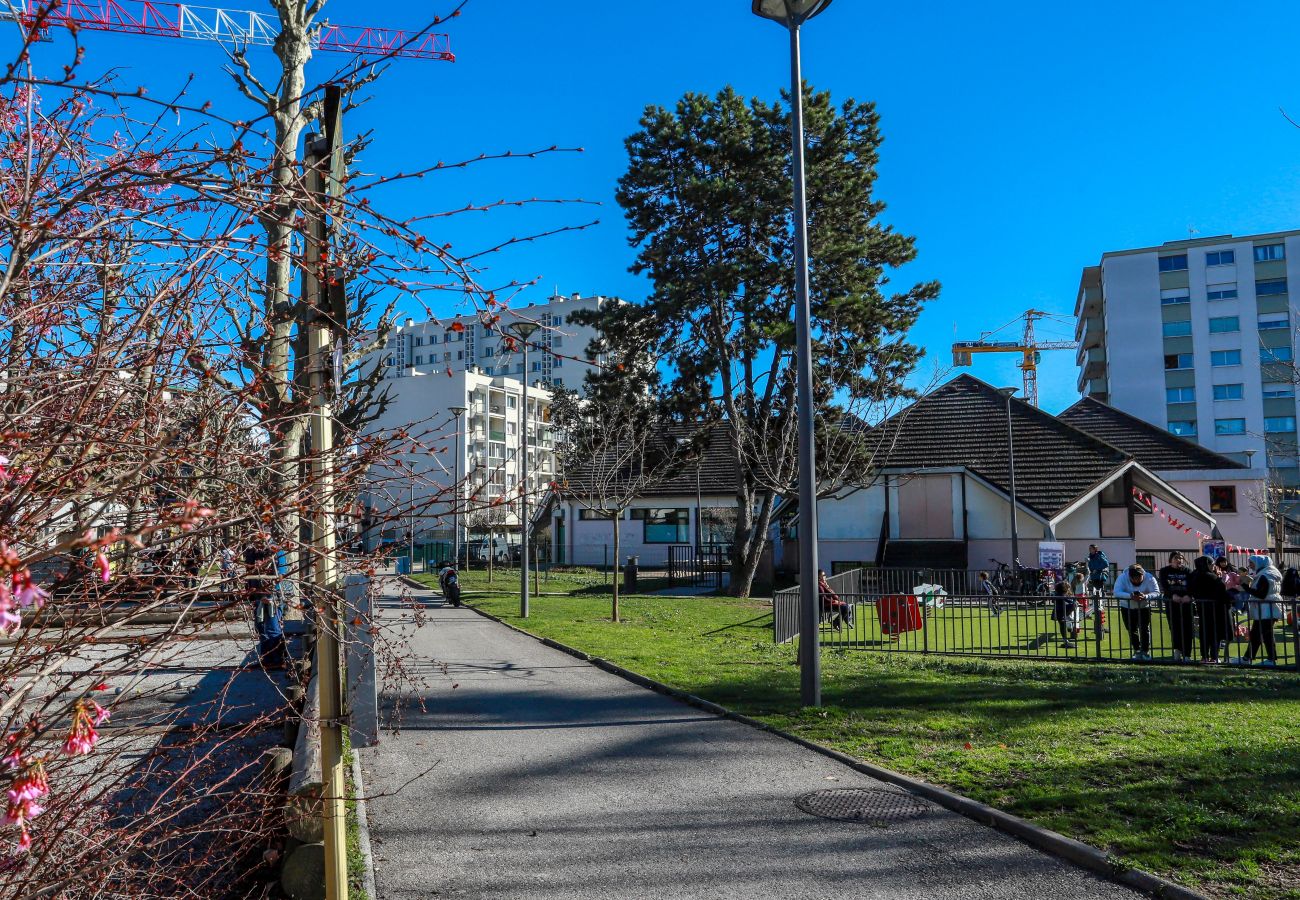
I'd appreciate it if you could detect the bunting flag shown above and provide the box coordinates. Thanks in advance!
[1130,486,1264,554]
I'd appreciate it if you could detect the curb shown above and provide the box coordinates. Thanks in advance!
[454,599,1208,900]
[351,757,379,900]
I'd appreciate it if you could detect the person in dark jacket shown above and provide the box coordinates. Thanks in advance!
[1086,545,1110,593]
[1158,552,1194,661]
[1051,581,1078,649]
[1188,555,1230,663]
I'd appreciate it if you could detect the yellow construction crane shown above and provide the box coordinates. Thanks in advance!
[951,309,1078,407]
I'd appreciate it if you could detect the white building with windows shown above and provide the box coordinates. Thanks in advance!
[1075,230,1299,488]
[376,292,613,392]
[361,367,557,552]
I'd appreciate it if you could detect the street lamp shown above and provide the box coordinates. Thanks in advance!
[676,436,705,558]
[998,387,1021,581]
[509,321,541,618]
[450,405,467,569]
[753,0,835,708]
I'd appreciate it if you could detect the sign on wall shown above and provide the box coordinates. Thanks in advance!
[1038,541,1065,573]
[1200,540,1227,560]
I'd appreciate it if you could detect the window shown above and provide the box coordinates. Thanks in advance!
[1211,349,1242,366]
[1206,287,1238,301]
[1098,481,1127,507]
[1259,313,1290,330]
[1162,321,1192,337]
[577,508,615,520]
[1166,386,1196,403]
[552,336,563,347]
[1168,420,1197,436]
[1209,486,1237,513]
[506,421,516,435]
[1255,243,1285,262]
[1165,353,1195,370]
[457,350,464,360]
[554,357,563,368]
[1261,346,1294,363]
[1208,316,1240,333]
[554,315,564,326]
[1159,254,1189,272]
[414,355,424,365]
[630,508,690,543]
[1205,250,1235,266]
[1265,416,1297,433]
[1214,418,1246,435]
[1257,278,1288,296]
[1212,383,1244,400]
[553,378,564,387]
[1160,292,1190,305]
[1263,382,1295,399]
[483,346,494,357]
[507,395,517,408]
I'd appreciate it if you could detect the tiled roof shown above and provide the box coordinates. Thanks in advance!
[864,375,1131,519]
[1058,397,1247,472]
[560,421,739,498]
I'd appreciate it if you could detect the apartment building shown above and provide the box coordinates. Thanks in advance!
[1075,230,1300,485]
[378,292,611,391]
[362,367,557,549]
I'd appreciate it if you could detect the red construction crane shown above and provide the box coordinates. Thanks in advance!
[3,0,454,61]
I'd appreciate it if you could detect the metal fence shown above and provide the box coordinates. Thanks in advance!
[775,572,1300,669]
[667,543,731,591]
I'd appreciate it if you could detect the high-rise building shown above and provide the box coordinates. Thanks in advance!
[377,292,612,391]
[357,292,616,556]
[1075,231,1299,485]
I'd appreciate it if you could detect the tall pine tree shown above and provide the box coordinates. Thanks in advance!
[576,85,938,596]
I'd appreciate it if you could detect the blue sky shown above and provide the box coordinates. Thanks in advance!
[25,0,1300,412]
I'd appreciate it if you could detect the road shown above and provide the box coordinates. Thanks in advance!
[361,579,1142,900]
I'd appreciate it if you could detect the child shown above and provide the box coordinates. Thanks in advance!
[1052,581,1078,649]
[978,570,1000,617]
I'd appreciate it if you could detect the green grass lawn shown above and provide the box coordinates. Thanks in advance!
[412,576,1300,899]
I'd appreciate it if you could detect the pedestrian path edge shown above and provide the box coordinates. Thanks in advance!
[392,576,1207,900]
[351,757,378,900]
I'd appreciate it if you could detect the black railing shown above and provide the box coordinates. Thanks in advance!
[667,543,731,591]
[776,586,1299,669]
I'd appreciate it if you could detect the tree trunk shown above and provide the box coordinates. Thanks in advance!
[611,515,621,623]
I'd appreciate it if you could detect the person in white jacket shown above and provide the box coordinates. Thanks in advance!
[1113,564,1160,660]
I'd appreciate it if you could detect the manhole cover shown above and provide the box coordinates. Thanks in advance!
[795,789,929,826]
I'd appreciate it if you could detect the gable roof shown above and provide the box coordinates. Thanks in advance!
[864,374,1132,519]
[1058,397,1247,472]
[559,421,739,498]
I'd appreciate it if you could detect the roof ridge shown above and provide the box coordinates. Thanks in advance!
[1059,396,1247,470]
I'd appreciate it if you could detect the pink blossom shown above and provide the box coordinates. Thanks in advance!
[62,700,107,756]
[0,592,19,633]
[94,552,110,583]
[10,571,47,609]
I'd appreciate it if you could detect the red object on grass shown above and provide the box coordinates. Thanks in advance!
[875,595,923,637]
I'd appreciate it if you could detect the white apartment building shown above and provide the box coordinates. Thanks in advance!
[362,367,557,551]
[1075,230,1299,488]
[378,292,612,391]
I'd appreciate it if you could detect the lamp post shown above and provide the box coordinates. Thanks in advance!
[450,405,467,568]
[753,0,834,708]
[998,387,1021,582]
[676,437,705,559]
[408,480,415,575]
[509,321,541,618]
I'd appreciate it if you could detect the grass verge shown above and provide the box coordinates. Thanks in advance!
[342,738,371,900]
[425,585,1300,900]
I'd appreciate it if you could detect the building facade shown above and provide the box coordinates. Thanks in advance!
[362,368,556,551]
[1075,231,1300,484]
[378,292,611,392]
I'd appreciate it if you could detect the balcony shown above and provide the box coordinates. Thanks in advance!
[1079,346,1106,378]
[489,429,506,442]
[1076,316,1104,350]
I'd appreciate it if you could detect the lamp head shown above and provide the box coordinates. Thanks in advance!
[752,0,834,25]
[997,387,1019,399]
[509,321,541,340]
[450,405,467,417]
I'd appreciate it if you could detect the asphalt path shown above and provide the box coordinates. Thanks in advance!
[362,579,1141,900]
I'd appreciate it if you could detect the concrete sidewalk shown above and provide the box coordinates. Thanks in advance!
[361,579,1141,900]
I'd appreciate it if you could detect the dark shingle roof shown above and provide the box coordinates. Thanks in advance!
[865,375,1131,518]
[1058,397,1247,472]
[560,421,739,497]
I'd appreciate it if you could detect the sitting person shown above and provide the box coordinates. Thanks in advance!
[817,569,854,630]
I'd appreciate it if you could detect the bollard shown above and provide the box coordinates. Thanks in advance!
[624,555,639,594]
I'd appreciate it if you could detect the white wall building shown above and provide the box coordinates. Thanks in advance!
[362,367,556,552]
[1075,231,1300,488]
[377,292,612,392]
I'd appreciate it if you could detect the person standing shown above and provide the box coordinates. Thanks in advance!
[1086,544,1111,594]
[978,570,1000,617]
[1114,564,1159,660]
[218,545,237,593]
[1051,581,1078,649]
[1158,552,1194,662]
[1188,556,1230,663]
[1235,555,1284,666]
